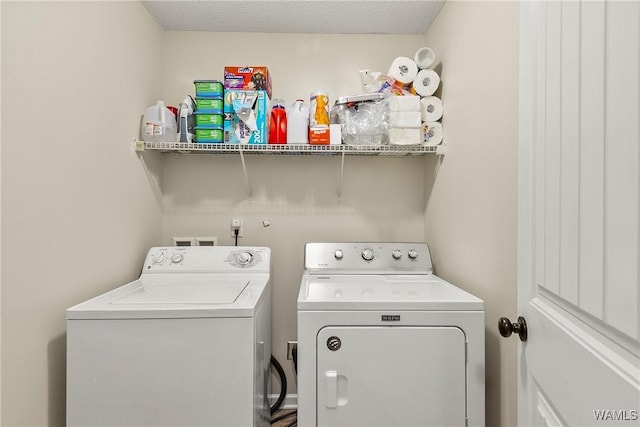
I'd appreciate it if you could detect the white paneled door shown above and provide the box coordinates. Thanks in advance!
[518,1,639,426]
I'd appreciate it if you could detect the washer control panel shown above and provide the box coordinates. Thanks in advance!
[305,242,432,273]
[143,246,270,273]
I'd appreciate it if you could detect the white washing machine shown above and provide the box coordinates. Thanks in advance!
[297,242,485,427]
[66,246,271,427]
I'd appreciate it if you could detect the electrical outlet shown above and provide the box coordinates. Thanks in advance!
[230,218,243,238]
[287,341,297,360]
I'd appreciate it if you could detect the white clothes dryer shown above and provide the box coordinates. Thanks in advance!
[297,242,485,427]
[67,246,271,427]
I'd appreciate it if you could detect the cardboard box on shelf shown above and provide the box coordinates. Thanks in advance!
[224,66,272,99]
[309,127,330,145]
[224,89,270,145]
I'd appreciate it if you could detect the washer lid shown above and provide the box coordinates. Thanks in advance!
[112,276,249,305]
[297,274,483,311]
[67,273,270,319]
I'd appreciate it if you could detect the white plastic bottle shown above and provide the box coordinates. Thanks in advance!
[286,99,309,144]
[141,100,177,143]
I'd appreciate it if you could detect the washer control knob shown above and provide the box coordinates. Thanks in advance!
[392,249,402,260]
[170,253,183,264]
[408,249,419,260]
[334,249,344,260]
[361,248,374,261]
[153,252,166,264]
[237,251,253,266]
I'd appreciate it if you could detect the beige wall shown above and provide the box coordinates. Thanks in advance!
[161,31,431,394]
[424,2,519,427]
[1,2,163,425]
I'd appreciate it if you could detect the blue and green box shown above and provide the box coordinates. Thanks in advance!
[223,89,269,145]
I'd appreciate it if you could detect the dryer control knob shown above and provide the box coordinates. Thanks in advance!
[361,248,374,261]
[408,249,419,260]
[237,251,253,266]
[170,253,183,264]
[392,249,402,260]
[334,249,344,260]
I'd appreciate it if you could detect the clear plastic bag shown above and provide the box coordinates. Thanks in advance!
[330,97,390,146]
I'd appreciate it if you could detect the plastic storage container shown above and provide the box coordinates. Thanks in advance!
[195,113,224,128]
[194,80,224,98]
[195,97,224,113]
[141,100,177,143]
[194,126,224,143]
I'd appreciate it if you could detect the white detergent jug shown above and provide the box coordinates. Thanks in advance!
[141,100,177,143]
[286,99,309,144]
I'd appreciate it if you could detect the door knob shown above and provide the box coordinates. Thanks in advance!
[498,316,528,342]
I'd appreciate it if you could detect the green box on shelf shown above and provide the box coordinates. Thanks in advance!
[195,97,223,113]
[194,80,223,98]
[195,113,224,127]
[194,126,224,143]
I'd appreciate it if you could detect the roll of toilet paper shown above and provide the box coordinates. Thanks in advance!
[422,121,443,146]
[412,69,440,97]
[388,57,419,85]
[414,47,436,69]
[420,96,443,122]
[389,127,422,146]
[388,95,421,112]
[390,111,422,128]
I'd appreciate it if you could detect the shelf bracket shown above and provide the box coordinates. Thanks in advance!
[337,151,345,198]
[238,145,252,198]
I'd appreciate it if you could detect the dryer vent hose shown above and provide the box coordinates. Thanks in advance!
[270,355,287,414]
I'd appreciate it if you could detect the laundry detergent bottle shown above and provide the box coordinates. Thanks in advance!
[286,99,309,144]
[269,99,287,144]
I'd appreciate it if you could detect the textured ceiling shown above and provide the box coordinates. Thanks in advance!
[141,0,445,34]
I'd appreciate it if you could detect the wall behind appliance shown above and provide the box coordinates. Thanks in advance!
[422,2,519,427]
[161,31,430,394]
[1,2,163,425]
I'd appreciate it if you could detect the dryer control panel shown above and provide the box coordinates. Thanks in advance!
[304,242,432,274]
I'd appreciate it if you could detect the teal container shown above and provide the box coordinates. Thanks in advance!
[194,126,224,143]
[195,97,224,113]
[195,113,224,128]
[194,80,223,98]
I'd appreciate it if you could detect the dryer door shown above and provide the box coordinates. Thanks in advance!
[317,326,466,427]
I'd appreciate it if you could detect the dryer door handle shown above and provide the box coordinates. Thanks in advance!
[325,371,338,408]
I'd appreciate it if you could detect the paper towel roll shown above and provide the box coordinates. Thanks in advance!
[388,57,419,85]
[412,69,440,97]
[414,47,436,69]
[388,95,421,112]
[389,128,422,146]
[422,121,443,146]
[390,112,422,128]
[420,96,443,122]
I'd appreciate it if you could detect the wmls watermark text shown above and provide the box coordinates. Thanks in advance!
[593,410,638,422]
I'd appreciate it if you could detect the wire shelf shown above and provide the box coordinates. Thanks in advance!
[136,141,444,156]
